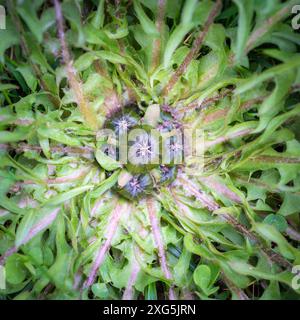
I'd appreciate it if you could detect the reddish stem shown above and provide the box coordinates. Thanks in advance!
[0,207,60,266]
[122,257,140,300]
[162,0,222,96]
[53,0,98,130]
[82,202,129,289]
[199,176,241,203]
[176,174,293,271]
[151,0,167,70]
[146,198,176,300]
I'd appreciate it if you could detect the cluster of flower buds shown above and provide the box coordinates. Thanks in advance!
[102,104,181,200]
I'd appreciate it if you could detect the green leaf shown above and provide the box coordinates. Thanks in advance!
[278,193,300,217]
[144,282,157,300]
[254,72,295,132]
[263,214,288,232]
[133,0,159,36]
[181,0,198,24]
[233,0,254,64]
[62,1,85,47]
[95,149,121,171]
[228,259,300,293]
[16,65,38,92]
[0,83,18,91]
[0,128,31,143]
[260,281,281,300]
[193,265,211,291]
[163,23,194,68]
[43,185,93,206]
[5,255,27,285]
[17,2,44,43]
[192,0,214,25]
[235,58,300,94]
[184,234,215,260]
[90,170,120,198]
[254,223,296,260]
[37,126,82,147]
[143,104,160,127]
[92,0,105,29]
[91,283,109,299]
[173,247,192,287]
[15,210,36,248]
[74,51,128,72]
[0,18,19,62]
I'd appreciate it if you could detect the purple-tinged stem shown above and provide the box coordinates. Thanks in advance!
[53,0,97,130]
[162,0,222,96]
[179,89,233,115]
[199,176,241,203]
[182,290,195,300]
[122,257,140,300]
[221,272,250,300]
[73,270,83,290]
[233,173,300,197]
[90,198,105,217]
[0,246,17,266]
[177,174,293,271]
[122,216,148,300]
[21,208,60,245]
[245,5,292,55]
[3,143,94,158]
[10,167,91,192]
[146,198,176,300]
[286,226,300,242]
[204,128,252,149]
[0,207,60,266]
[151,0,167,70]
[250,155,300,164]
[178,175,219,211]
[82,202,129,289]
